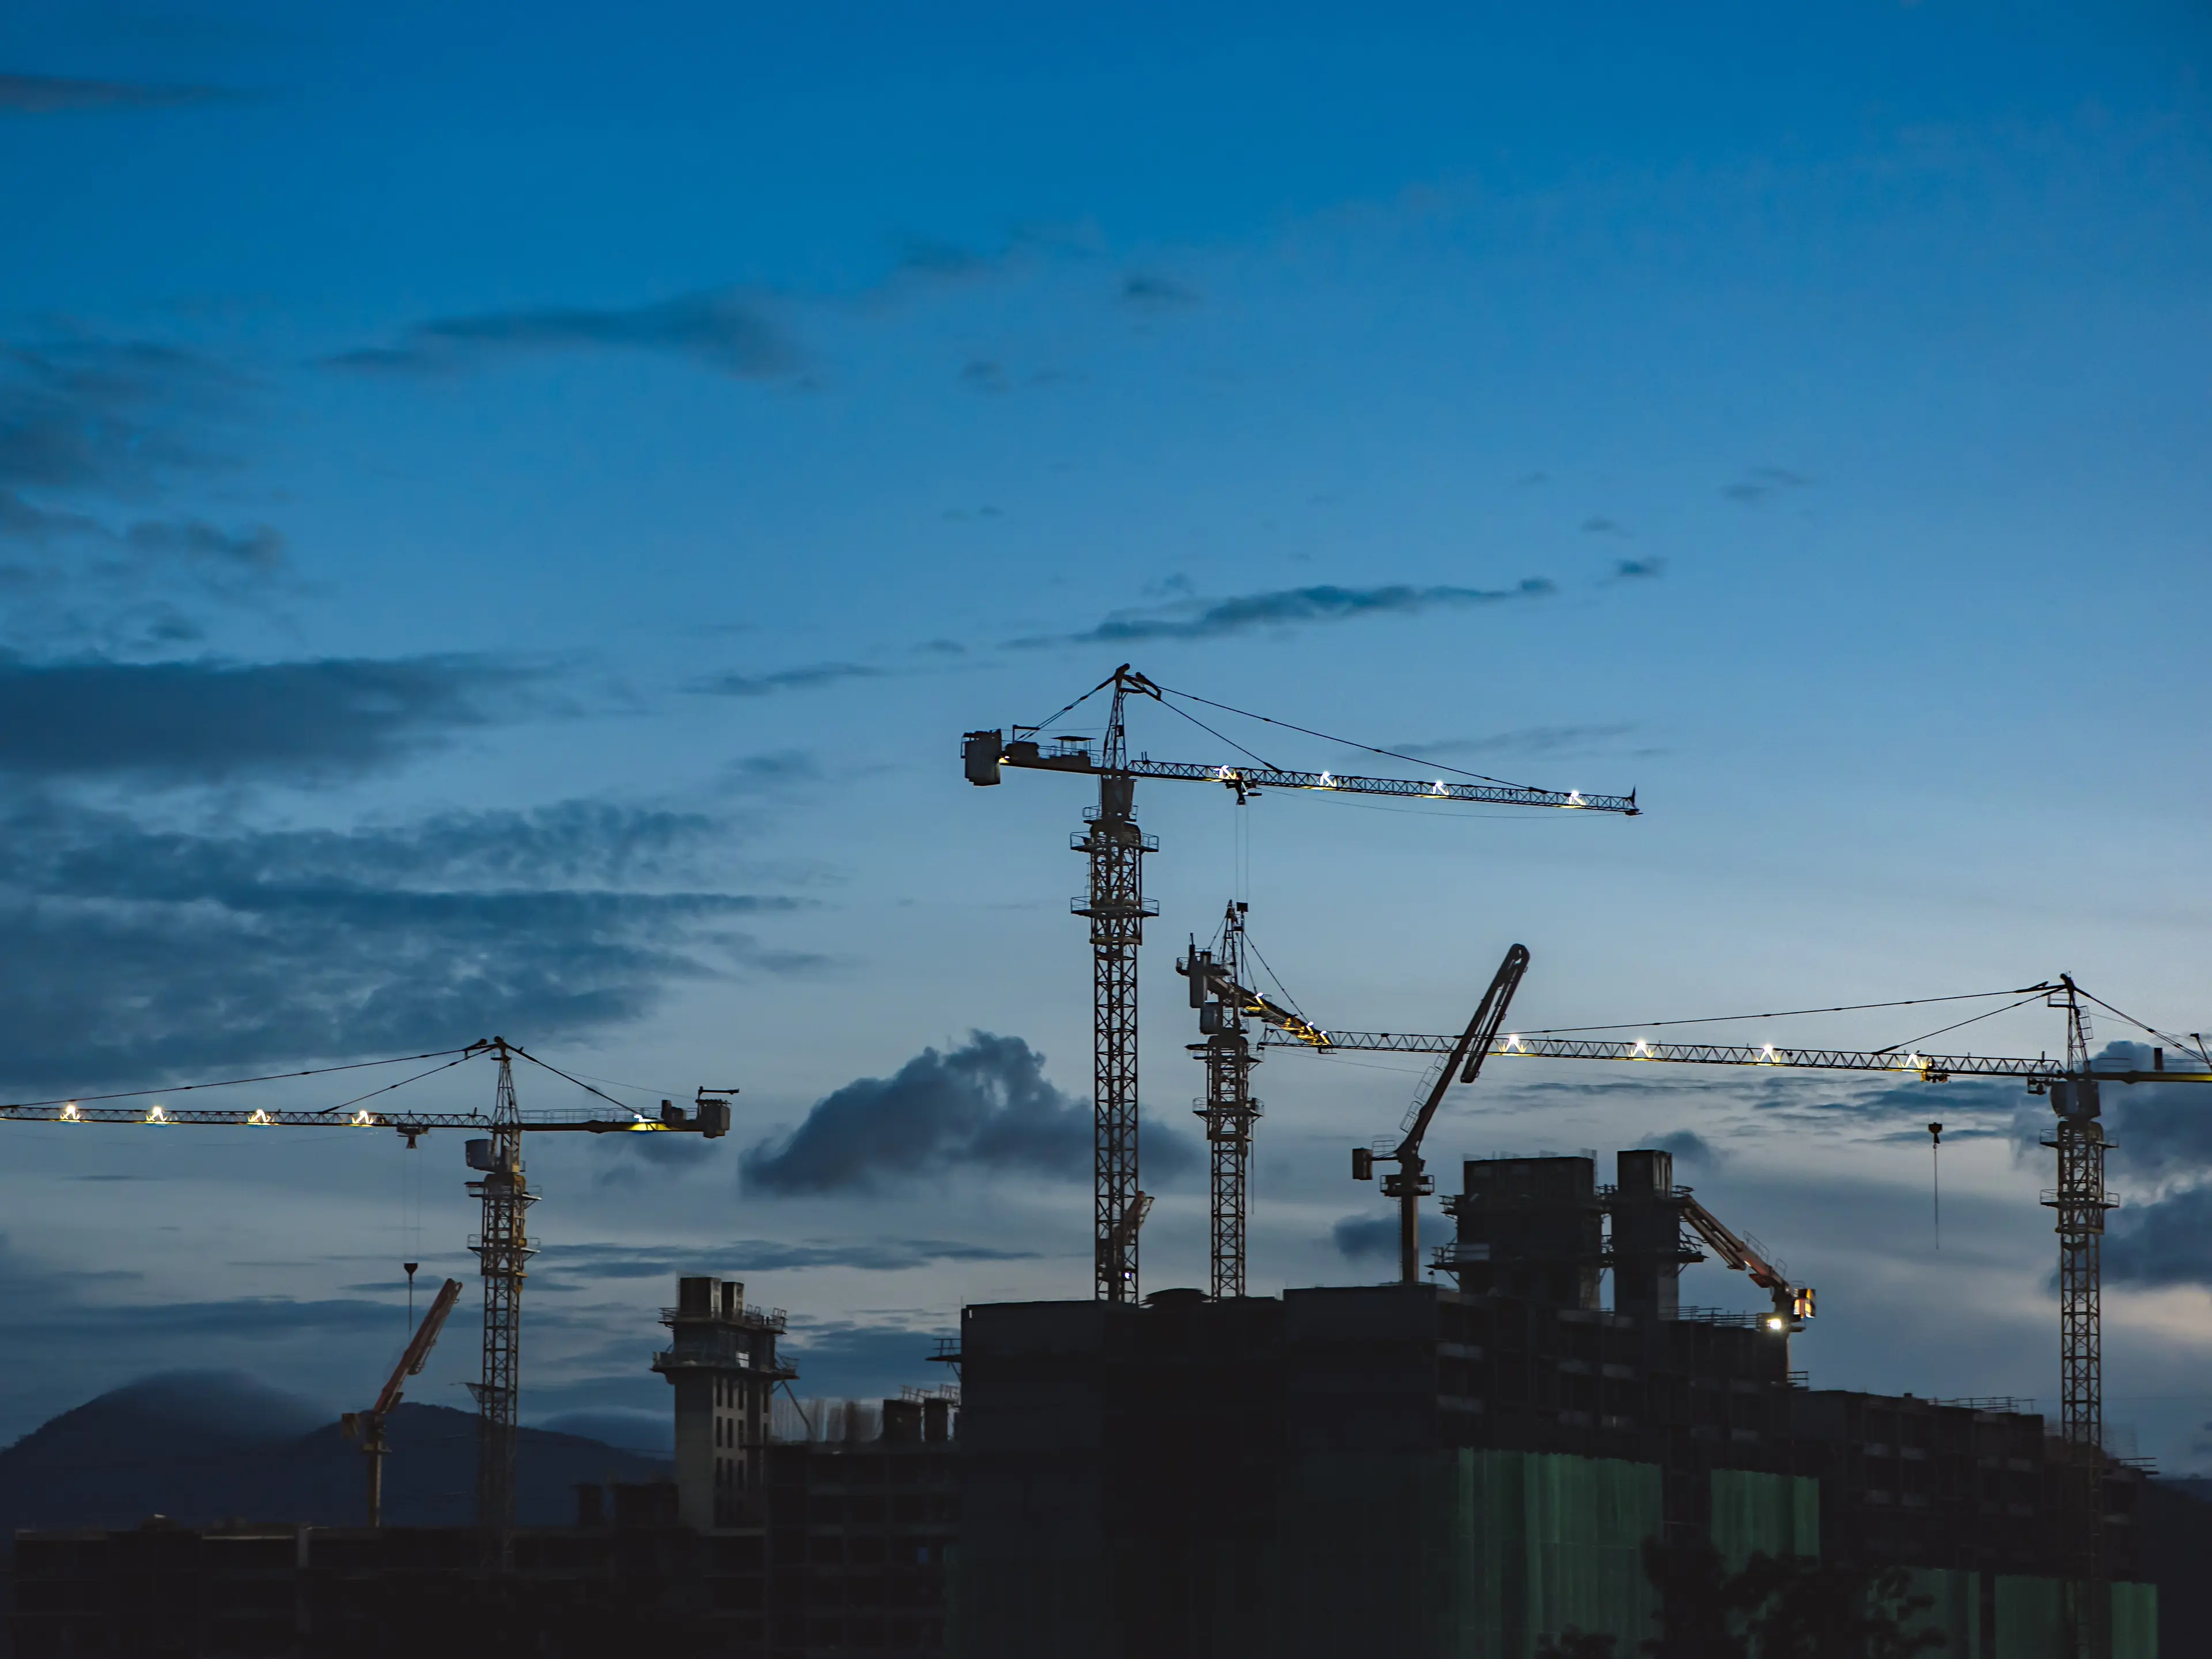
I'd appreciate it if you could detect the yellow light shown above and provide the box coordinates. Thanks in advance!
[1633,1040,1651,1057]
[1503,1033,1525,1052]
[1317,771,1336,788]
[146,1105,168,1124]
[1567,790,1585,806]
[1764,1315,1786,1332]
[59,1102,80,1123]
[1759,1044,1777,1062]
[247,1109,272,1126]
[351,1110,375,1127]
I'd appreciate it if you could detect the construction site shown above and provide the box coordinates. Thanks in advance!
[0,667,2202,1659]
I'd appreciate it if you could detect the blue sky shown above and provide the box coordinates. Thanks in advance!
[2,2,2210,1465]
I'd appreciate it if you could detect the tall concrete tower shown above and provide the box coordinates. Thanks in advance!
[652,1275,795,1530]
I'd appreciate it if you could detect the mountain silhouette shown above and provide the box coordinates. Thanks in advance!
[0,1371,668,1531]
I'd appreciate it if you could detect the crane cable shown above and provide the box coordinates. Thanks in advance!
[1148,680,1552,793]
[1508,985,2056,1037]
[0,1047,479,1113]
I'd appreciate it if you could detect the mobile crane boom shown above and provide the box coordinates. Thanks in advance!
[343,1277,464,1527]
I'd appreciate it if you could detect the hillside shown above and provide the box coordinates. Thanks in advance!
[0,1372,668,1532]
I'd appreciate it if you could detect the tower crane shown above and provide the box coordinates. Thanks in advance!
[1262,975,2212,1659]
[343,1276,464,1527]
[1177,902,1329,1297]
[963,665,1637,1302]
[0,1037,734,1563]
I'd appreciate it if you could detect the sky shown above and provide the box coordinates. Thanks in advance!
[1,1,2209,1466]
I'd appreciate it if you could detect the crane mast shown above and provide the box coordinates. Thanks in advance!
[465,1037,536,1566]
[1188,903,1259,1298]
[1071,675,1159,1301]
[2045,976,2114,1659]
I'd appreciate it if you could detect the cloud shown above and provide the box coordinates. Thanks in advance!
[533,1238,1040,1279]
[1724,467,1811,505]
[329,289,801,379]
[0,653,541,783]
[743,1032,1198,1195]
[1332,1211,1452,1262]
[1029,579,1556,646]
[1121,274,1203,311]
[0,74,236,114]
[1608,558,1666,580]
[1581,517,1627,536]
[0,336,236,495]
[1395,724,1638,761]
[2107,1185,2212,1288]
[780,1319,953,1401]
[0,796,813,1088]
[958,359,1010,393]
[1649,1129,1719,1168]
[683,662,885,698]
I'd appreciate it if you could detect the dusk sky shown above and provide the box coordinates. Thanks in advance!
[2,3,2210,1467]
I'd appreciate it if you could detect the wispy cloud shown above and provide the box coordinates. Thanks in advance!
[0,653,543,783]
[329,289,801,379]
[0,796,815,1087]
[1607,558,1666,581]
[1393,724,1638,762]
[1724,466,1810,505]
[1121,273,1203,311]
[534,1237,1039,1279]
[684,661,885,698]
[1024,579,1556,646]
[0,74,238,115]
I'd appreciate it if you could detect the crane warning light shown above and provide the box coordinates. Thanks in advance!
[1759,1045,1778,1062]
[59,1102,79,1122]
[1792,1288,1817,1320]
[247,1109,272,1126]
[1568,790,1586,806]
[351,1110,376,1127]
[145,1105,168,1124]
[1633,1040,1652,1057]
[1763,1315,1787,1333]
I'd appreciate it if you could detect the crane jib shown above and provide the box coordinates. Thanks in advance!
[980,737,1637,815]
[1260,1028,2212,1086]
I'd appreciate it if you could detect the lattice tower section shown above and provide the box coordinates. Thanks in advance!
[468,1042,536,1566]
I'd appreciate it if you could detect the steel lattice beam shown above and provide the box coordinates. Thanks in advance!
[467,1041,536,1568]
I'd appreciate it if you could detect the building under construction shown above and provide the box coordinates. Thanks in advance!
[953,1148,2157,1658]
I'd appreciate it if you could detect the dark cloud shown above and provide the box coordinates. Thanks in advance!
[0,796,812,1088]
[329,289,800,379]
[1609,558,1666,580]
[533,1238,1040,1281]
[0,74,237,114]
[0,652,540,783]
[1121,274,1202,311]
[743,1032,1198,1195]
[1332,1211,1452,1263]
[1029,579,1556,646]
[2107,1185,2212,1287]
[1724,467,1811,505]
[684,662,885,698]
[1648,1129,1719,1168]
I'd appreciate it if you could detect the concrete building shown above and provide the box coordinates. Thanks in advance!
[653,1275,796,1530]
